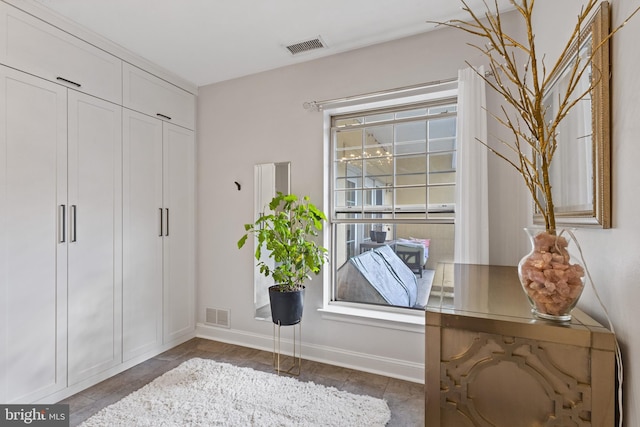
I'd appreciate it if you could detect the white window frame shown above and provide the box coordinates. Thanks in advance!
[319,82,458,329]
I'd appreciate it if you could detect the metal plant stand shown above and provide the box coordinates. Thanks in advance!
[273,320,301,376]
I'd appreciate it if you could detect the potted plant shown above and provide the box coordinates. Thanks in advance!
[370,223,387,243]
[237,192,328,325]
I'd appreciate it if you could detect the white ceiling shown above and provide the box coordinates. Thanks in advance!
[32,0,512,87]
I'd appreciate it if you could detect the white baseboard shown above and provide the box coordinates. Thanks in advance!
[196,323,424,384]
[37,332,196,404]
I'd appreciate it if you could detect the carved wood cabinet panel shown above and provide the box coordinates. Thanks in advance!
[425,264,615,427]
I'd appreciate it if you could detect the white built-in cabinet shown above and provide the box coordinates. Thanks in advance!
[0,0,196,404]
[0,66,126,402]
[122,110,195,362]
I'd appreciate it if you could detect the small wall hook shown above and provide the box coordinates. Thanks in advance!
[234,181,241,191]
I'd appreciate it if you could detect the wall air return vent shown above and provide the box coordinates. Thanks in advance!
[206,308,230,328]
[285,37,326,55]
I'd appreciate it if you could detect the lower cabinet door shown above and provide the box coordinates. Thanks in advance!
[163,124,195,343]
[122,108,164,361]
[0,66,68,403]
[66,90,123,385]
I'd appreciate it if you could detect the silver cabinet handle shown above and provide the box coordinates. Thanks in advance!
[58,205,66,243]
[165,208,169,236]
[159,208,163,237]
[70,205,77,242]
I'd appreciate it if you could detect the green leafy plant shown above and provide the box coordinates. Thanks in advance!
[237,192,328,292]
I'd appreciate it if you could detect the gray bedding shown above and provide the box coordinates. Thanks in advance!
[336,245,418,307]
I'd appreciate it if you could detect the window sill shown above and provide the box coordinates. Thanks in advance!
[318,304,425,333]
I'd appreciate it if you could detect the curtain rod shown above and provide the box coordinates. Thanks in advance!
[303,69,493,111]
[302,77,458,112]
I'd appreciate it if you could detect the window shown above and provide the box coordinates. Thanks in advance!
[329,98,457,313]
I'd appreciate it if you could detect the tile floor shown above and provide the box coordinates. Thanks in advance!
[60,338,425,426]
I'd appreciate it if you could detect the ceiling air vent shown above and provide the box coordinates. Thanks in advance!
[285,37,326,55]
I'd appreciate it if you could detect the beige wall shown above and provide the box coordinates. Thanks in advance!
[395,223,455,270]
[197,0,640,416]
[532,0,640,423]
[196,10,528,382]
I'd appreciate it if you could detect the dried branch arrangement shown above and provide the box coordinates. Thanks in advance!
[431,0,639,233]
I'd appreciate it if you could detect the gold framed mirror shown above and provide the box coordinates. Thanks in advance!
[534,2,611,228]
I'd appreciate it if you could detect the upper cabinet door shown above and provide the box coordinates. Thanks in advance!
[123,63,195,130]
[0,2,122,104]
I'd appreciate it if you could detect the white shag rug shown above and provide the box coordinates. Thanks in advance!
[80,358,391,426]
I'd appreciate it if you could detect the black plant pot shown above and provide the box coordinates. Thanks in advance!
[269,285,305,326]
[373,231,387,243]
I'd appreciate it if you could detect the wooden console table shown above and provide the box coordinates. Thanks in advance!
[425,263,616,426]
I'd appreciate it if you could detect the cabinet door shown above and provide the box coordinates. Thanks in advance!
[163,124,195,343]
[0,66,68,403]
[0,2,122,104]
[123,63,195,130]
[67,91,122,385]
[122,109,164,361]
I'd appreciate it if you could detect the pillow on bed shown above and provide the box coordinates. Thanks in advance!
[398,237,431,249]
[409,237,430,248]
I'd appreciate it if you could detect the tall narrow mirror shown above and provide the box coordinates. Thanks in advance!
[534,2,610,228]
[254,162,291,320]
